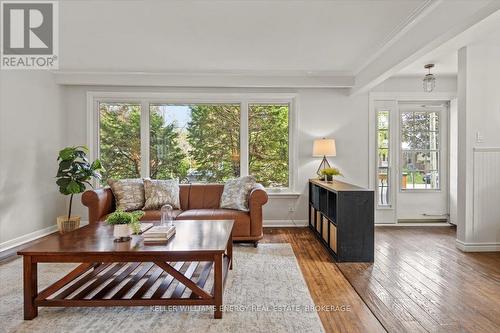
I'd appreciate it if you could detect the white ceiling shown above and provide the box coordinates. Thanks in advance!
[60,0,429,72]
[395,6,500,77]
[397,51,458,76]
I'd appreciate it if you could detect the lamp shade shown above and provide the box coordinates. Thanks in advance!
[313,138,336,157]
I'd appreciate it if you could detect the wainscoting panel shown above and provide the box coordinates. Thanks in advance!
[473,148,500,245]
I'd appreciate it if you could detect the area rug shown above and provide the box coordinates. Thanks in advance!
[0,244,324,333]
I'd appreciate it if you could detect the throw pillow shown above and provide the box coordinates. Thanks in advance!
[143,179,180,210]
[107,178,145,211]
[220,176,256,211]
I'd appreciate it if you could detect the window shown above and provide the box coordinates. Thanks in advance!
[400,110,440,190]
[376,110,390,206]
[150,104,240,183]
[99,102,141,180]
[249,104,289,188]
[92,94,294,191]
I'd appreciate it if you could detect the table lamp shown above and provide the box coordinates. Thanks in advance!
[313,138,336,176]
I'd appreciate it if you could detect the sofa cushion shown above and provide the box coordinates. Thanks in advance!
[220,176,256,211]
[187,184,224,209]
[107,179,144,211]
[143,179,180,210]
[176,209,250,237]
[141,209,182,221]
[100,209,182,222]
[179,185,190,211]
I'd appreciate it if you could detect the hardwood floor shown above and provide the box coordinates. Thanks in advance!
[3,226,498,332]
[336,226,500,333]
[262,227,385,333]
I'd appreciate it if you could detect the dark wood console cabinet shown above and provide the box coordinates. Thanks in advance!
[309,179,374,262]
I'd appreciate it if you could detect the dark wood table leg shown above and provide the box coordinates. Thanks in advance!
[23,256,38,320]
[213,254,223,319]
[228,232,233,270]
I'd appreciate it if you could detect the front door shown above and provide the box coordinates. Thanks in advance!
[396,102,448,221]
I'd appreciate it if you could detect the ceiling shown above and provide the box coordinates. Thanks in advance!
[60,0,430,72]
[395,5,500,77]
[397,51,458,76]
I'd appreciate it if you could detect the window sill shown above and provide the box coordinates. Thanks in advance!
[266,192,301,199]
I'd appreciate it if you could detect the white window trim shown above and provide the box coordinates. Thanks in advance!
[87,91,298,193]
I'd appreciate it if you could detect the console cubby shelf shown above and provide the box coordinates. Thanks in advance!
[309,179,374,262]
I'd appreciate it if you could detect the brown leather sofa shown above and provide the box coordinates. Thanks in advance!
[81,183,268,245]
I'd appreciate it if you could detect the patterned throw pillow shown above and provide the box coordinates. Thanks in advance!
[143,179,180,210]
[220,176,257,211]
[107,179,145,211]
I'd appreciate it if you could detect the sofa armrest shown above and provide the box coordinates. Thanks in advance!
[248,184,268,238]
[81,188,115,224]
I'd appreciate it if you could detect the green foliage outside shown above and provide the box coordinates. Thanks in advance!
[99,104,142,180]
[377,111,439,188]
[404,171,426,185]
[186,105,241,182]
[99,103,290,187]
[249,105,289,187]
[150,105,189,180]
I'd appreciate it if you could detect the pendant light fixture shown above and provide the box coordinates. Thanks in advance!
[423,64,436,92]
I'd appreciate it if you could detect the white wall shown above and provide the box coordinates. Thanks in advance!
[0,72,66,247]
[372,75,457,93]
[0,1,465,248]
[62,86,369,225]
[456,43,500,251]
[449,99,458,225]
[1,0,378,250]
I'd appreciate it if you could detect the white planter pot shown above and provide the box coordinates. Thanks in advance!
[113,224,131,239]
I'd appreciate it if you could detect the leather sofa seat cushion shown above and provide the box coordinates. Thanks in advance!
[100,209,182,222]
[176,209,250,237]
[142,209,182,221]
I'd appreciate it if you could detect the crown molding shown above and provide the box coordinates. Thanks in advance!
[351,0,500,96]
[353,0,439,75]
[52,70,354,88]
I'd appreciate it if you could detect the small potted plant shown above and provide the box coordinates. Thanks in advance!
[106,210,145,242]
[56,146,103,233]
[320,167,342,182]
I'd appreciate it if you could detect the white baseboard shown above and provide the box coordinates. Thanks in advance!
[263,219,308,227]
[0,224,58,253]
[455,239,500,252]
[0,220,89,253]
[376,222,453,227]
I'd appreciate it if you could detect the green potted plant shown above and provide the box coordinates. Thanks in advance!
[56,146,103,233]
[320,167,342,182]
[106,210,145,241]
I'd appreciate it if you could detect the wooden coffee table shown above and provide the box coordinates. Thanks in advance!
[18,220,233,320]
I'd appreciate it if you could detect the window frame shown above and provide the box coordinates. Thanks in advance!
[376,109,391,207]
[87,91,298,193]
[398,108,442,192]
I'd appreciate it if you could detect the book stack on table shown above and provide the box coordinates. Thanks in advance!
[143,225,176,244]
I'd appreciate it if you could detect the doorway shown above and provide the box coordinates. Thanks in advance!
[396,102,448,222]
[370,94,452,224]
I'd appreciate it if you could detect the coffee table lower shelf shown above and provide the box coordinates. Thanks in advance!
[27,256,231,319]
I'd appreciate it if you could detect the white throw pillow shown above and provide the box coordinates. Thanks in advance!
[143,179,180,210]
[220,176,256,211]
